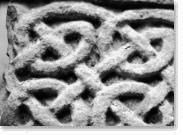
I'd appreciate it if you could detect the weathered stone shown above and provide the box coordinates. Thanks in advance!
[0,0,174,126]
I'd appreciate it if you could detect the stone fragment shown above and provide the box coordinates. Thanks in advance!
[0,0,174,126]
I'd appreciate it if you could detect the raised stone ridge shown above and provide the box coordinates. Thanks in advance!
[0,0,174,126]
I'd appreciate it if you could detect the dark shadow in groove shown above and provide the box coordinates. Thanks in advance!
[127,51,148,64]
[100,68,163,86]
[34,120,43,126]
[166,121,174,126]
[123,18,174,30]
[165,91,174,103]
[136,74,163,86]
[117,92,144,110]
[150,38,163,52]
[41,47,61,61]
[28,29,39,42]
[113,31,122,42]
[118,92,144,103]
[105,107,120,126]
[17,104,32,125]
[124,123,130,126]
[12,47,17,57]
[55,104,72,124]
[112,30,129,49]
[143,106,163,124]
[43,13,102,28]
[87,118,93,126]
[15,66,32,81]
[100,70,126,86]
[80,87,95,102]
[92,1,174,11]
[15,66,78,84]
[64,31,82,47]
[29,88,58,106]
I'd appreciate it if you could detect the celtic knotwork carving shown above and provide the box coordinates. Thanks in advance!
[0,0,174,126]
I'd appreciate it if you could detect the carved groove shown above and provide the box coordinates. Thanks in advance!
[1,0,175,127]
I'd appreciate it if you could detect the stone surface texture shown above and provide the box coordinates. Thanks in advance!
[0,0,174,126]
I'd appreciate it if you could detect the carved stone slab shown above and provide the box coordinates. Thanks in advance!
[0,0,174,126]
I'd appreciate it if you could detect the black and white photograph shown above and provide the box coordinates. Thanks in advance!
[0,0,180,134]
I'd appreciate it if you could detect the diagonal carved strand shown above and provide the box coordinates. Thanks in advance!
[1,0,174,126]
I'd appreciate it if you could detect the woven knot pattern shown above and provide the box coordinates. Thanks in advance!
[1,1,174,126]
